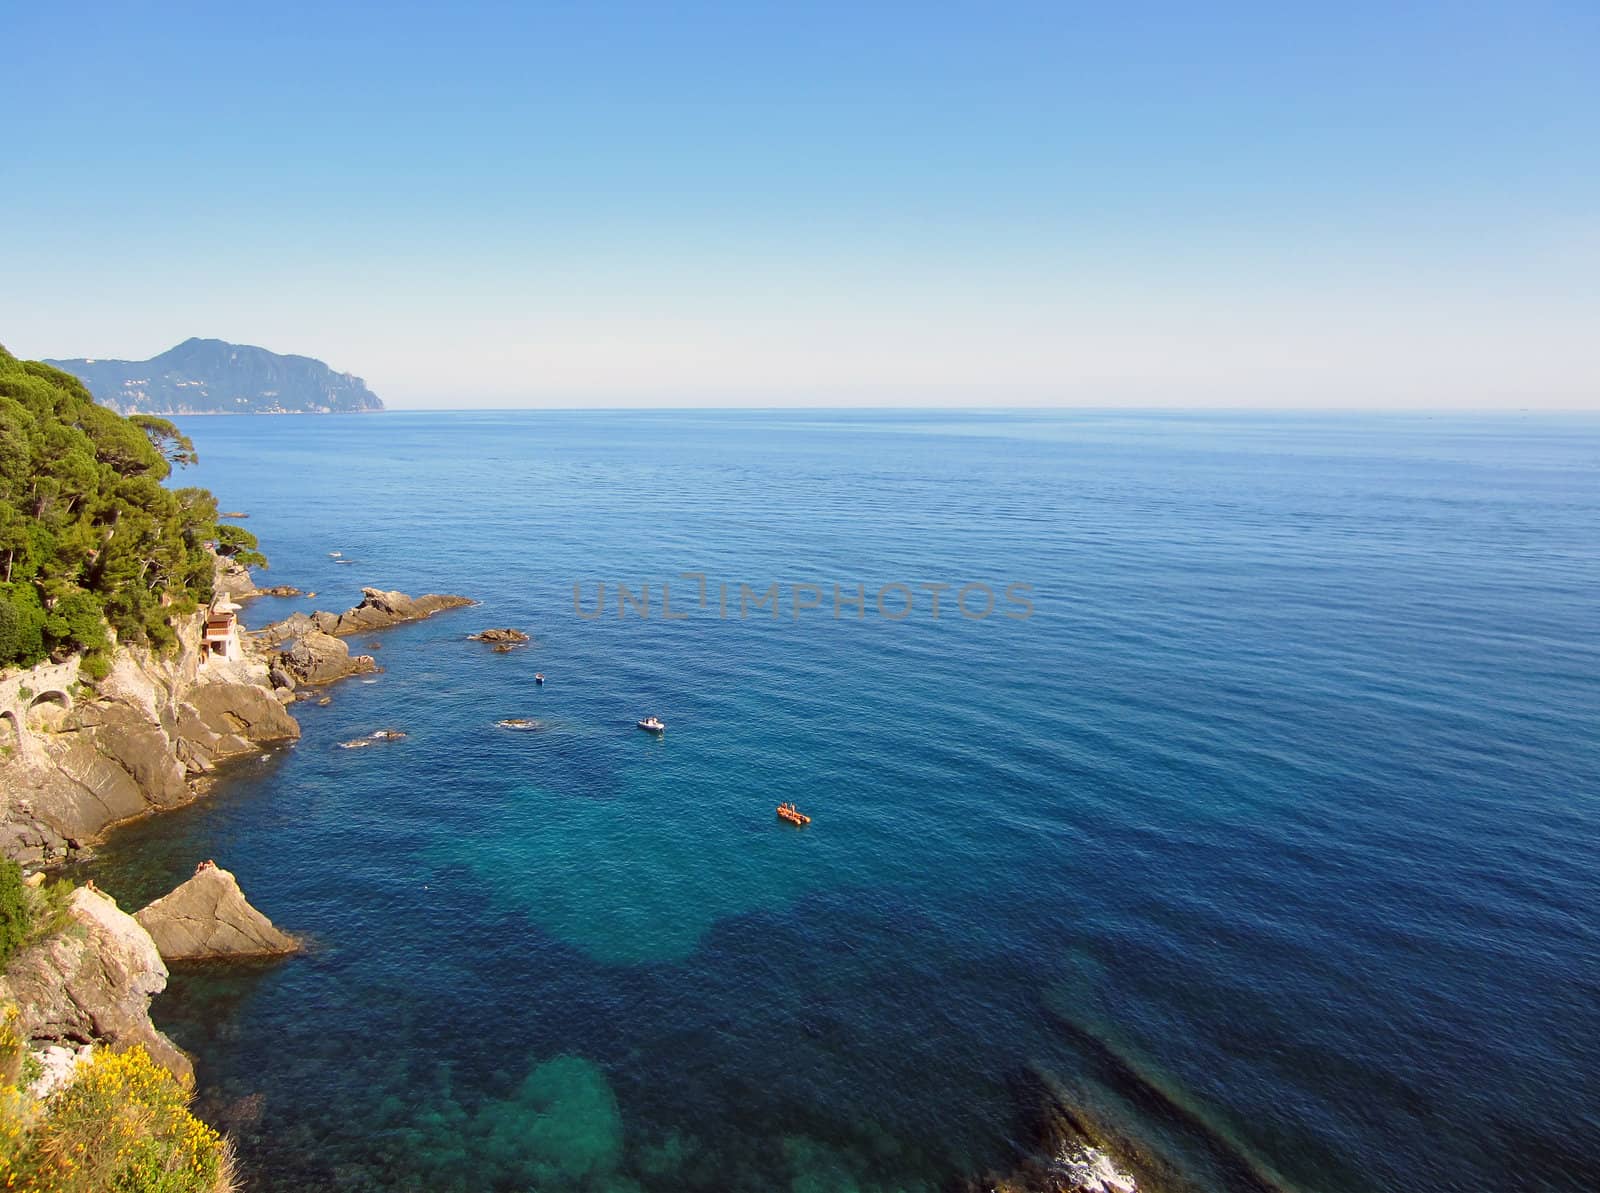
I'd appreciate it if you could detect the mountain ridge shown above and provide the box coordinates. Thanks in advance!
[45,337,385,414]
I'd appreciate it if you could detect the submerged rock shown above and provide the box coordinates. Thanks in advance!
[340,729,406,748]
[961,1060,1295,1193]
[426,1055,623,1187]
[135,860,298,961]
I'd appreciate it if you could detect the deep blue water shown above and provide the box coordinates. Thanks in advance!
[87,410,1600,1192]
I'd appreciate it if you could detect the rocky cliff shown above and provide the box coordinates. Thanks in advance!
[0,609,299,865]
[0,886,191,1082]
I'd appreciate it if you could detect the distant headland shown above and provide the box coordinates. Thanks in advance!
[45,337,385,414]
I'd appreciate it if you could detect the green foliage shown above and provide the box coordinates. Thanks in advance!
[0,862,74,973]
[41,591,107,659]
[0,584,45,666]
[210,524,266,570]
[0,862,25,970]
[129,416,198,469]
[26,878,76,947]
[0,345,250,670]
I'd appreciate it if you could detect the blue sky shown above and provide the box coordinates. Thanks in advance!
[2,1,1596,407]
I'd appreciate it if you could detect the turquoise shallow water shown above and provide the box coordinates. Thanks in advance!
[87,411,1600,1191]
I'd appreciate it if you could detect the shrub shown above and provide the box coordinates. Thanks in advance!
[0,1004,25,1088]
[25,878,75,945]
[0,862,27,970]
[5,1045,234,1193]
[0,1004,28,1176]
[0,863,76,971]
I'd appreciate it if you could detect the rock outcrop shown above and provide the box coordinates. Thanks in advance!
[255,588,473,649]
[213,557,303,601]
[334,587,474,633]
[254,610,328,649]
[213,556,258,600]
[469,628,530,644]
[0,886,191,1082]
[135,861,298,961]
[275,631,378,687]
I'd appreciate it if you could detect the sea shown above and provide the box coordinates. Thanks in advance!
[84,410,1600,1192]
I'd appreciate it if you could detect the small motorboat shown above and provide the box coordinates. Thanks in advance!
[776,802,811,826]
[535,673,545,685]
[637,716,665,733]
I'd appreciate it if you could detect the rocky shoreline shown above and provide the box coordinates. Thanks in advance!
[0,613,299,866]
[0,568,472,1098]
[0,581,475,868]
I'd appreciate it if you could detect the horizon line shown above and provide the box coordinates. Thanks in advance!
[162,403,1600,416]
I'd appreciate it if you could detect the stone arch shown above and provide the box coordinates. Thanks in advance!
[25,688,71,732]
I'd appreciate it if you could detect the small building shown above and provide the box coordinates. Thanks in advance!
[202,598,242,662]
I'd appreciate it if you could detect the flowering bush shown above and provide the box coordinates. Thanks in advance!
[0,1043,233,1193]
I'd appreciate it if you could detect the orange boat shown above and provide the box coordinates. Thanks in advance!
[776,802,811,826]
